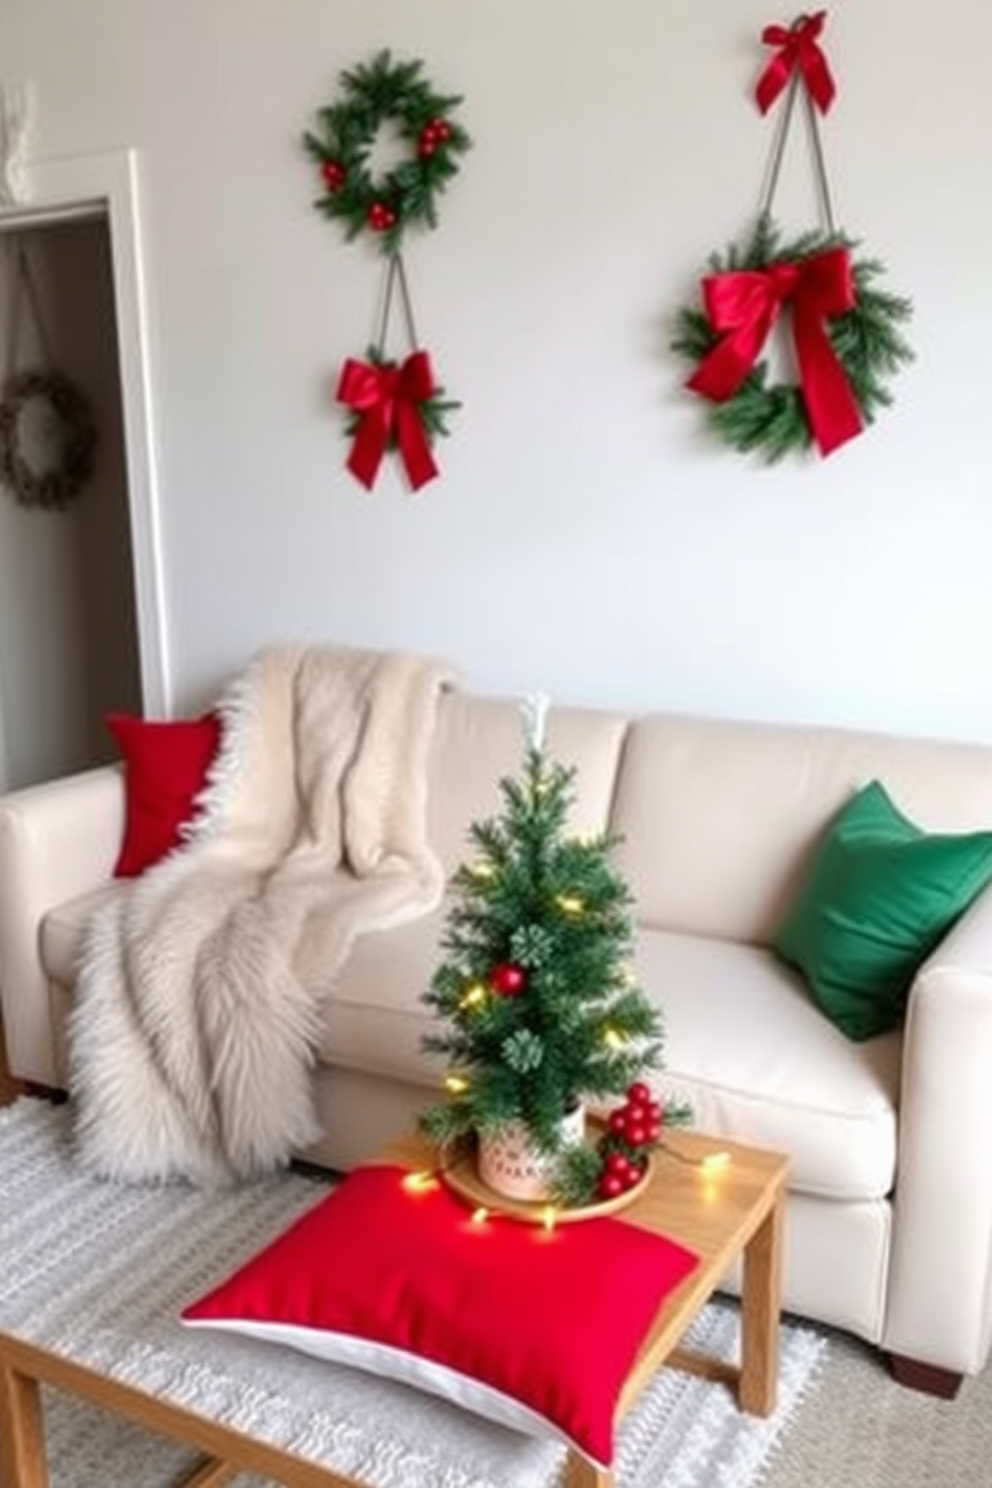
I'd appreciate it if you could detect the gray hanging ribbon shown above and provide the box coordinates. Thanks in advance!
[757,17,837,233]
[4,240,56,379]
[373,251,420,359]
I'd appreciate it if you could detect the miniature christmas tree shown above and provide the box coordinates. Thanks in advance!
[419,697,690,1205]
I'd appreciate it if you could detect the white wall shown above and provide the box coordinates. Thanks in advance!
[1,1,989,740]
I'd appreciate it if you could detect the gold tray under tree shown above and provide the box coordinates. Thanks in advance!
[441,1114,654,1225]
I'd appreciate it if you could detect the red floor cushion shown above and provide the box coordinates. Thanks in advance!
[182,1162,698,1466]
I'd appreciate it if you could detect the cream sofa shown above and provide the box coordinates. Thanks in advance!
[3,691,992,1397]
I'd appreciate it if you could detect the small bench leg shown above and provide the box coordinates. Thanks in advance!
[739,1191,783,1415]
[562,1452,611,1488]
[179,1457,238,1488]
[0,1358,49,1488]
[886,1353,963,1399]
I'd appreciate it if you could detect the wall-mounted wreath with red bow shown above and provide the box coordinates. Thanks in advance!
[672,12,913,463]
[303,50,471,492]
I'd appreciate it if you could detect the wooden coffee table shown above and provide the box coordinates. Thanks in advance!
[382,1125,789,1488]
[0,1128,787,1488]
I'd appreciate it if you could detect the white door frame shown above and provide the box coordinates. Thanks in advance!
[0,148,171,716]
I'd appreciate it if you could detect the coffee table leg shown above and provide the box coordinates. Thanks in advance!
[0,1357,49,1488]
[562,1450,611,1488]
[738,1190,784,1415]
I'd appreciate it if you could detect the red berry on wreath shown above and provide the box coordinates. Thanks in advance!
[367,201,397,231]
[490,961,527,997]
[608,1109,627,1137]
[321,160,347,192]
[627,1081,651,1104]
[599,1172,625,1200]
[430,117,451,142]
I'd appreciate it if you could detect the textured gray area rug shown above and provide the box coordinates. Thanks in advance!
[0,1099,829,1487]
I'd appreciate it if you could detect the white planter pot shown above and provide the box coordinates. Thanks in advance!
[476,1105,585,1201]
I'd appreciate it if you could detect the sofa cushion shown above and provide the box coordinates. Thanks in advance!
[318,913,899,1204]
[41,883,127,988]
[609,714,992,946]
[772,779,992,1041]
[182,1162,698,1467]
[426,695,628,874]
[43,903,899,1206]
[317,906,447,1082]
[638,930,901,1202]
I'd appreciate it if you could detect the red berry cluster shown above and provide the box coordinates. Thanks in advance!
[321,160,347,193]
[596,1081,664,1200]
[419,116,452,158]
[367,200,398,232]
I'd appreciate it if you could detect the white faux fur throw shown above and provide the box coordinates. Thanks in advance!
[69,643,456,1186]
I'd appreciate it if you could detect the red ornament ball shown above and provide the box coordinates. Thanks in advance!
[490,962,527,997]
[418,116,453,159]
[367,201,397,232]
[321,160,347,192]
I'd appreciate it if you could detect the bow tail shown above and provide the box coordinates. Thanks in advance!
[395,400,439,491]
[347,407,392,489]
[793,306,863,456]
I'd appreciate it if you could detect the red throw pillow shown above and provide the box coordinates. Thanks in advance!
[107,711,221,878]
[182,1163,698,1467]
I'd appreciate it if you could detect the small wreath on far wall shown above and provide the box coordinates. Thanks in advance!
[671,215,914,463]
[0,369,97,510]
[303,49,471,254]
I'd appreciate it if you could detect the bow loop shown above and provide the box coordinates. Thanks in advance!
[756,11,836,115]
[397,349,436,403]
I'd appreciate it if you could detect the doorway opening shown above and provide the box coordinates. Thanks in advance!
[0,150,169,791]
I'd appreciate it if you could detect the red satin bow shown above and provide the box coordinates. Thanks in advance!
[687,247,862,456]
[337,350,439,491]
[756,12,836,115]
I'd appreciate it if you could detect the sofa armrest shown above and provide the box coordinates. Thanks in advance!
[0,766,124,1085]
[883,882,992,1373]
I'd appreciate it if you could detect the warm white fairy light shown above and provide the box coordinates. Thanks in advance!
[471,1206,489,1225]
[541,1205,558,1233]
[459,983,488,1011]
[402,1170,439,1193]
[603,1027,626,1050]
[701,1150,731,1174]
[556,893,584,916]
[445,1074,470,1095]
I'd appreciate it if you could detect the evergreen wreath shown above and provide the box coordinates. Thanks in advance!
[303,49,471,255]
[0,369,97,511]
[671,214,914,463]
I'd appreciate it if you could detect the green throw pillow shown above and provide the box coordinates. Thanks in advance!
[773,780,992,1040]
